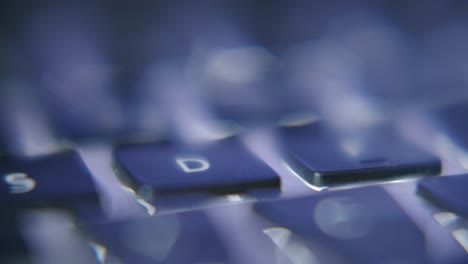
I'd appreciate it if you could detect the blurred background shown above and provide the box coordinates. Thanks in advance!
[1,0,468,151]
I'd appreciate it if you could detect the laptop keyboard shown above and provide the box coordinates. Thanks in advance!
[2,1,468,263]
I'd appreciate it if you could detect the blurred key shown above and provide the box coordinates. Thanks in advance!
[0,150,98,206]
[255,187,432,264]
[192,45,311,124]
[280,123,441,187]
[418,174,468,218]
[19,2,129,140]
[0,150,99,259]
[84,210,230,264]
[114,137,280,198]
[0,208,100,263]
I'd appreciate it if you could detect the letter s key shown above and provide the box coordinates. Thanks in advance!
[4,173,36,194]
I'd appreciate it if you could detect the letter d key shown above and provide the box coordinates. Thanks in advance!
[176,157,210,173]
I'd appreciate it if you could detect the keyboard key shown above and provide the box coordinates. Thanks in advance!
[84,211,230,264]
[193,45,313,124]
[280,124,441,187]
[418,174,468,218]
[0,151,98,206]
[114,137,280,197]
[255,187,432,264]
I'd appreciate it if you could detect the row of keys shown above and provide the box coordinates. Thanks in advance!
[0,136,467,262]
[72,186,468,263]
[3,87,468,222]
[0,124,443,206]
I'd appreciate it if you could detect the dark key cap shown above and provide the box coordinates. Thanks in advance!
[418,174,468,218]
[280,124,441,187]
[255,187,432,264]
[0,150,98,206]
[84,211,230,264]
[114,137,280,197]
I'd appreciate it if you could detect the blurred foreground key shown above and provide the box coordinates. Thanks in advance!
[280,124,441,187]
[418,174,468,218]
[84,210,230,264]
[114,137,280,199]
[255,187,435,264]
[0,150,100,262]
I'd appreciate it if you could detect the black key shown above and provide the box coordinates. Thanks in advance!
[280,124,441,187]
[84,211,230,264]
[0,150,98,206]
[418,174,468,218]
[255,187,433,264]
[114,137,280,197]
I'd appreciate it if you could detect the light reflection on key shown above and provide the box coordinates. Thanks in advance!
[121,215,181,261]
[313,196,374,240]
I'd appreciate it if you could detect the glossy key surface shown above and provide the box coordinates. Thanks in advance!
[255,187,433,264]
[280,124,441,187]
[0,151,98,205]
[418,174,468,218]
[85,210,230,264]
[114,137,280,196]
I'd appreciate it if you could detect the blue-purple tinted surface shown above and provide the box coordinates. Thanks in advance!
[1,1,468,263]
